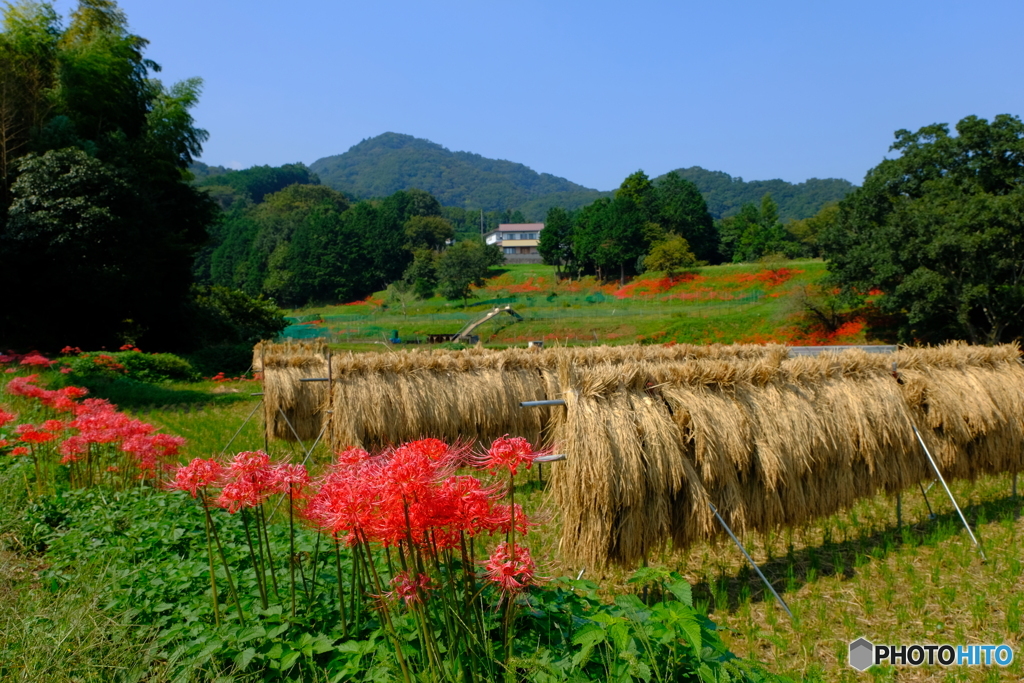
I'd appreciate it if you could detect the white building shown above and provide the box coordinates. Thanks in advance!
[484,223,544,264]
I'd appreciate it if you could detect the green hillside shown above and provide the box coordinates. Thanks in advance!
[285,259,881,348]
[664,166,856,221]
[310,133,607,215]
[308,133,854,222]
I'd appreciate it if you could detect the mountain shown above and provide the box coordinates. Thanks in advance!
[310,133,607,218]
[300,132,857,223]
[661,167,856,222]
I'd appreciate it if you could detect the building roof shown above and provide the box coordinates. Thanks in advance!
[496,223,544,232]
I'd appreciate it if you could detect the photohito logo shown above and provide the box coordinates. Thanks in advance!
[848,638,1014,671]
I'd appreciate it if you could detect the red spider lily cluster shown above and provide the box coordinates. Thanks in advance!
[0,351,56,368]
[304,439,532,554]
[169,451,310,512]
[206,371,258,383]
[2,374,185,488]
[168,436,544,601]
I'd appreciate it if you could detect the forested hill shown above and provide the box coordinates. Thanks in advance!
[309,133,607,216]
[664,167,856,221]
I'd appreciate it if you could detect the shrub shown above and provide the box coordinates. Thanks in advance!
[61,351,198,383]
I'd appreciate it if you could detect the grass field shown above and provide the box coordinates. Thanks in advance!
[285,260,877,349]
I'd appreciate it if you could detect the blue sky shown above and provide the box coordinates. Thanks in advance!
[51,0,1024,190]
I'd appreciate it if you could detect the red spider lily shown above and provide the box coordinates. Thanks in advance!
[271,462,311,498]
[434,475,506,538]
[387,571,433,605]
[307,439,522,552]
[168,458,225,498]
[60,346,83,355]
[14,424,56,444]
[0,408,16,428]
[41,419,65,432]
[70,409,151,445]
[379,441,458,501]
[6,376,90,412]
[6,375,46,399]
[122,433,186,474]
[479,435,538,476]
[10,446,29,456]
[19,353,53,367]
[215,451,280,512]
[335,446,370,465]
[484,541,536,595]
[59,435,89,463]
[482,502,532,536]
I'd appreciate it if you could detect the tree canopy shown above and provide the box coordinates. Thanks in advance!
[822,114,1024,345]
[0,0,216,350]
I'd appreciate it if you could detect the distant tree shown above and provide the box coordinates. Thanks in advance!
[822,114,1024,344]
[437,240,495,306]
[394,188,442,218]
[538,206,575,275]
[786,202,838,257]
[403,248,439,299]
[404,215,454,251]
[189,285,287,347]
[616,170,656,221]
[289,204,363,304]
[717,194,792,262]
[0,0,217,350]
[717,203,758,262]
[197,163,319,203]
[385,281,417,315]
[572,197,614,279]
[655,171,718,263]
[643,234,698,274]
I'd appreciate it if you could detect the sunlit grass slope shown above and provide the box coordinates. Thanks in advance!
[289,260,873,349]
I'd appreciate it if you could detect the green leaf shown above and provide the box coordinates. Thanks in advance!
[279,648,301,670]
[234,647,256,669]
[668,580,693,606]
[572,624,606,647]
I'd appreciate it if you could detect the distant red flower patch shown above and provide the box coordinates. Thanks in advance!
[20,353,54,367]
[736,268,803,288]
[613,273,703,299]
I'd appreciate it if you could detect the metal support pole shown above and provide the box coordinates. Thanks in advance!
[708,502,793,619]
[268,418,330,519]
[220,399,264,457]
[261,346,269,453]
[278,407,308,455]
[1014,471,1019,519]
[918,480,937,519]
[520,399,566,407]
[912,426,986,560]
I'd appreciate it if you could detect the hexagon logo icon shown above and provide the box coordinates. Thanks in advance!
[849,638,874,671]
